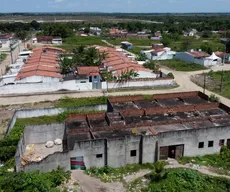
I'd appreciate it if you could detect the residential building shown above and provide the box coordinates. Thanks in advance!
[121,41,133,50]
[97,46,158,79]
[141,47,176,60]
[0,34,11,49]
[183,29,197,37]
[175,51,221,66]
[15,91,230,172]
[215,51,230,64]
[52,37,62,45]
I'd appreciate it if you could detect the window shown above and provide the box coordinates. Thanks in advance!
[94,76,97,79]
[198,142,204,148]
[96,154,103,158]
[208,141,214,147]
[130,150,137,157]
[219,139,225,146]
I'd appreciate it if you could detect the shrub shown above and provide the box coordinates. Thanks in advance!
[209,94,220,102]
[167,72,174,79]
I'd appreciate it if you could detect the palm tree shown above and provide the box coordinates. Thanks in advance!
[60,56,73,74]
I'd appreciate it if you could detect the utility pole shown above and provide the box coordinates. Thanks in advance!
[203,72,206,94]
[220,70,224,92]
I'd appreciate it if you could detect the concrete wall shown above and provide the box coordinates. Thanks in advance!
[0,80,93,94]
[22,152,70,172]
[157,126,230,158]
[71,139,105,168]
[175,52,194,63]
[142,135,158,163]
[23,124,65,145]
[6,104,107,136]
[107,138,126,168]
[103,79,175,89]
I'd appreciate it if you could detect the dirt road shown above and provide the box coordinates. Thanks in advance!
[71,170,125,192]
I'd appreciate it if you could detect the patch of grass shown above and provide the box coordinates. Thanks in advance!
[55,96,107,108]
[85,162,167,182]
[0,53,7,61]
[107,38,160,46]
[158,59,207,71]
[57,36,106,50]
[204,70,230,99]
[107,84,178,93]
[129,47,149,54]
[148,168,230,192]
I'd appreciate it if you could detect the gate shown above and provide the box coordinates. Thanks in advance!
[70,156,86,170]
[159,146,168,160]
[175,145,184,160]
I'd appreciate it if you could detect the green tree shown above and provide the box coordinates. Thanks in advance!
[30,20,40,30]
[60,57,73,74]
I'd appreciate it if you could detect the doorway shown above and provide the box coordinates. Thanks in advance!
[159,144,184,160]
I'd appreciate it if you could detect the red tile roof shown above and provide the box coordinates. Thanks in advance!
[77,66,99,75]
[16,47,63,80]
[187,51,210,58]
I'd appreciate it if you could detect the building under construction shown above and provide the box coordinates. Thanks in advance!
[16,91,230,172]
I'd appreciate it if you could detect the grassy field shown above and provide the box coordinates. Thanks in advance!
[157,59,207,71]
[106,35,225,52]
[128,47,149,54]
[59,36,107,50]
[169,35,225,52]
[197,70,230,99]
[0,53,7,62]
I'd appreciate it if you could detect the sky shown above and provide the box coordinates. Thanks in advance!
[1,0,230,13]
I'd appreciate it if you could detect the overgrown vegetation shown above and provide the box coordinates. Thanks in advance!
[0,166,71,192]
[209,94,220,102]
[147,168,230,192]
[180,146,230,176]
[0,53,7,62]
[157,59,207,71]
[55,96,107,108]
[204,70,230,99]
[85,162,167,182]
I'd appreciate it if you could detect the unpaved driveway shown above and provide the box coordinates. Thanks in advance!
[71,170,125,192]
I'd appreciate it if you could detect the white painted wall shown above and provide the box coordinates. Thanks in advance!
[0,80,93,94]
[102,79,175,89]
[17,76,60,83]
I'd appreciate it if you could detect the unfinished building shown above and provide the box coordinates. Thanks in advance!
[15,91,230,172]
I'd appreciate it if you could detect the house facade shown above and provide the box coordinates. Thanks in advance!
[141,47,176,61]
[175,51,221,66]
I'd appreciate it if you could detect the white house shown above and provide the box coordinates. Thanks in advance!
[52,38,62,45]
[141,47,176,61]
[183,29,197,37]
[175,51,221,67]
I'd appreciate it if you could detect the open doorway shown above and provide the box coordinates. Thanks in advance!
[159,144,184,160]
[168,146,176,159]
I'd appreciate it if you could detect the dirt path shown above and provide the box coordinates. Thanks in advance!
[71,170,125,192]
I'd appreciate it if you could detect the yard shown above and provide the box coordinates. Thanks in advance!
[169,35,225,52]
[156,59,207,71]
[191,70,230,99]
[59,36,107,50]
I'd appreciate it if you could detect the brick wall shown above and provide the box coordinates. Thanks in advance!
[152,91,199,100]
[87,112,106,120]
[108,95,144,103]
[66,114,87,121]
